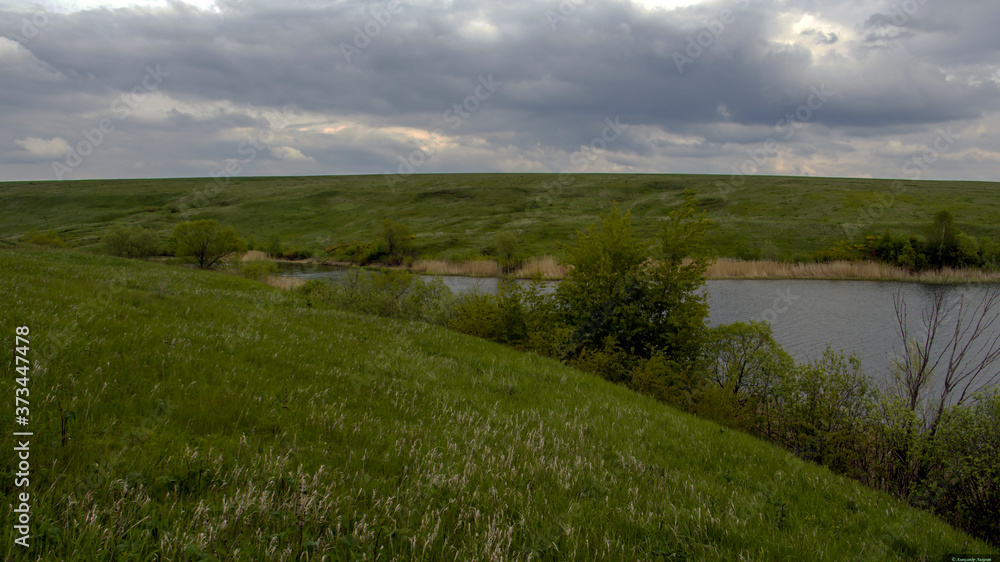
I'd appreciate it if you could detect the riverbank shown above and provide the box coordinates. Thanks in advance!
[307,255,1000,284]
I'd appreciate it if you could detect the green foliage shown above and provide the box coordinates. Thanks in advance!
[954,232,981,267]
[571,336,638,385]
[701,321,793,429]
[733,240,761,260]
[280,246,313,260]
[451,278,528,345]
[101,224,160,258]
[172,219,247,269]
[759,240,781,261]
[980,237,1000,271]
[776,348,873,473]
[305,269,454,324]
[872,231,919,270]
[377,219,414,263]
[842,210,1000,271]
[328,241,379,264]
[555,195,711,366]
[811,240,861,263]
[20,228,68,248]
[922,389,1000,541]
[629,354,700,410]
[238,258,278,281]
[495,231,520,273]
[926,210,959,268]
[264,233,283,257]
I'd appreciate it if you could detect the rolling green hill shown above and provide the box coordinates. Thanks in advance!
[2,173,1000,261]
[1,245,994,559]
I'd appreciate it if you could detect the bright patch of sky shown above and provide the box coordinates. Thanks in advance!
[23,0,708,14]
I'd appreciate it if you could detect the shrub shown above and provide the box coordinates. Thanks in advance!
[556,196,711,366]
[265,233,283,257]
[732,240,760,261]
[920,389,1000,541]
[980,238,1000,271]
[775,348,873,474]
[310,269,454,324]
[377,219,414,263]
[280,246,313,260]
[102,224,160,258]
[239,259,278,282]
[173,220,247,269]
[630,354,700,410]
[759,240,781,261]
[954,233,981,267]
[495,231,521,273]
[700,321,793,432]
[20,229,67,248]
[811,240,859,262]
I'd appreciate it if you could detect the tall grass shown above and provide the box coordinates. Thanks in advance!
[265,275,305,290]
[1,245,992,559]
[410,256,1000,283]
[241,249,269,261]
[411,256,567,279]
[411,259,502,277]
[514,255,566,279]
[707,258,1000,283]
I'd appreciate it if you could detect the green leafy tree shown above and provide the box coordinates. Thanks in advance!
[703,321,793,401]
[777,348,873,472]
[555,193,712,367]
[378,219,414,260]
[495,231,520,273]
[173,220,246,269]
[925,210,959,268]
[954,233,981,267]
[980,237,1000,271]
[102,224,160,258]
[265,233,283,257]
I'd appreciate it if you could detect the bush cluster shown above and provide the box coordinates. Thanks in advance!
[102,224,161,258]
[816,210,1000,271]
[298,269,453,324]
[238,258,278,281]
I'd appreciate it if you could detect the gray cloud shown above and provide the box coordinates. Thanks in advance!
[1,0,998,181]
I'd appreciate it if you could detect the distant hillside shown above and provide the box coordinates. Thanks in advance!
[3,173,1000,261]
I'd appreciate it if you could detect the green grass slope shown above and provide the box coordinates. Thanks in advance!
[1,247,994,560]
[3,173,1000,260]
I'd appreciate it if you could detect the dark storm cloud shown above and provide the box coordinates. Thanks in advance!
[0,0,998,181]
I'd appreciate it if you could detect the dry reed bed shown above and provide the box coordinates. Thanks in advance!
[254,249,1000,284]
[708,259,1000,283]
[266,275,305,290]
[413,257,1000,283]
[241,250,269,261]
[412,256,567,279]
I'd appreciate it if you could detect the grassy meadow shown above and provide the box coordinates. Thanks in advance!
[1,245,995,559]
[3,173,1000,263]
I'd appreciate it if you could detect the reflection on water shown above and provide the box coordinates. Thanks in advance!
[279,263,999,394]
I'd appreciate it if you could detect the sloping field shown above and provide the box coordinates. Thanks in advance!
[0,246,993,559]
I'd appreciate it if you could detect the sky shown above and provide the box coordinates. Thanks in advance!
[1,0,998,182]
